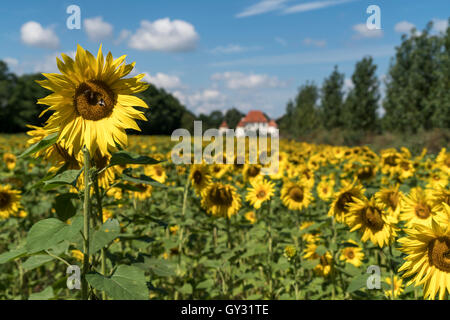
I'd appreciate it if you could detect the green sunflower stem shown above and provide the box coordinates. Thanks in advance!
[93,174,107,300]
[81,146,91,300]
[388,244,396,300]
[266,200,273,299]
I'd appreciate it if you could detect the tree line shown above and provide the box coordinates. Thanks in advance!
[0,19,448,137]
[278,19,450,139]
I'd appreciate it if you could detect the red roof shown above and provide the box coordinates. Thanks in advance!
[236,119,245,127]
[268,120,278,128]
[242,110,268,123]
[219,120,228,128]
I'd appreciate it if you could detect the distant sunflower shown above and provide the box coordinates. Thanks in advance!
[400,187,436,228]
[346,196,397,248]
[243,164,261,182]
[339,240,364,267]
[398,217,450,300]
[201,182,241,218]
[245,211,257,224]
[328,180,365,223]
[375,185,403,219]
[245,177,275,209]
[303,243,333,277]
[133,183,153,201]
[316,179,334,201]
[384,276,404,299]
[145,164,167,184]
[0,185,21,219]
[2,153,16,170]
[38,44,149,158]
[281,180,312,211]
[189,164,211,196]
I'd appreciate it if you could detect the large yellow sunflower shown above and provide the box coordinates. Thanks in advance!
[38,44,149,158]
[189,164,211,196]
[245,177,275,209]
[398,214,450,300]
[328,180,365,223]
[0,185,21,219]
[346,196,397,248]
[400,187,437,228]
[280,180,312,211]
[201,182,241,218]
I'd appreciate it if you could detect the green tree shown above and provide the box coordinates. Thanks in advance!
[292,82,319,136]
[320,65,345,129]
[343,56,380,132]
[430,19,450,129]
[224,107,244,128]
[383,22,443,132]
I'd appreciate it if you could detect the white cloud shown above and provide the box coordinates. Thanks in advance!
[210,44,260,54]
[83,17,113,42]
[275,37,287,46]
[143,72,183,90]
[33,51,76,73]
[283,0,355,14]
[129,18,199,52]
[352,23,383,39]
[211,71,286,89]
[344,78,354,92]
[432,18,448,33]
[114,29,131,45]
[175,89,226,114]
[3,57,19,68]
[20,21,59,49]
[236,0,287,18]
[303,38,327,47]
[394,21,416,34]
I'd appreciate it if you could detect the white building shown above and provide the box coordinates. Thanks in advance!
[218,120,228,135]
[233,110,278,137]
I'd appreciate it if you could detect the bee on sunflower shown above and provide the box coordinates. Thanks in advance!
[245,177,275,209]
[201,182,241,218]
[37,44,149,160]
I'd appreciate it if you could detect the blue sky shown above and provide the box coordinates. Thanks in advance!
[0,0,448,119]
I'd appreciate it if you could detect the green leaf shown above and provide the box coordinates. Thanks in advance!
[43,169,82,189]
[301,259,319,270]
[143,258,175,277]
[121,173,167,188]
[29,287,55,300]
[54,193,78,221]
[19,132,58,159]
[109,151,162,167]
[86,265,149,300]
[179,283,193,295]
[22,254,55,271]
[196,279,215,290]
[26,216,83,254]
[90,219,120,254]
[347,274,368,293]
[0,247,27,264]
[315,245,328,256]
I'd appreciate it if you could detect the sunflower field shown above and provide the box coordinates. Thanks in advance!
[0,45,449,301]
